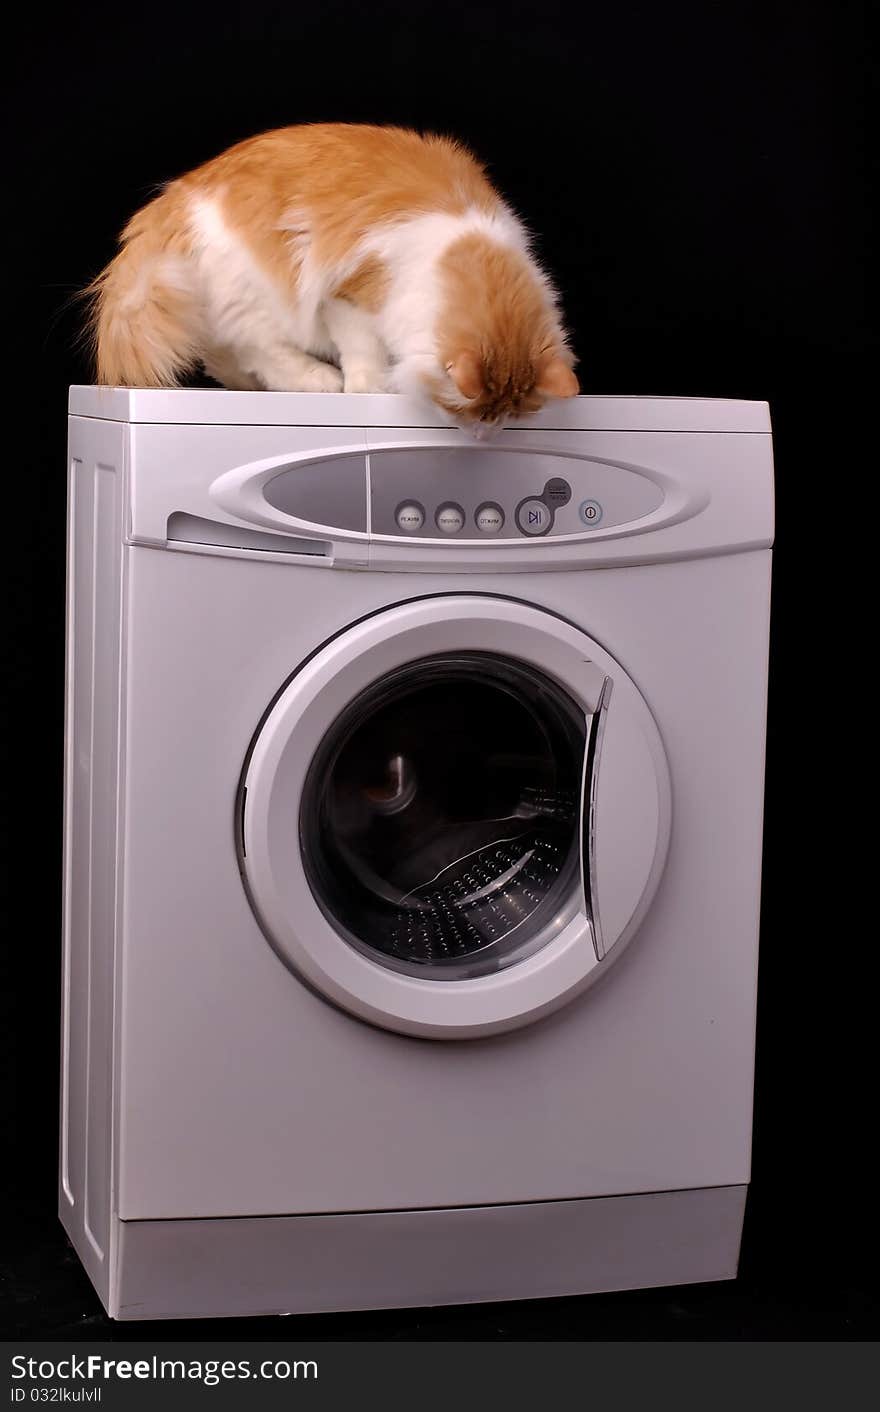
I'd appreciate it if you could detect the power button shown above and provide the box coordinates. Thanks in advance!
[579,499,603,528]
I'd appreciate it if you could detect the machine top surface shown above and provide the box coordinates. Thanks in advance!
[69,387,771,434]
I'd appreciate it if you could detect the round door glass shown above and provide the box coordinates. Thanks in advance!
[299,652,585,978]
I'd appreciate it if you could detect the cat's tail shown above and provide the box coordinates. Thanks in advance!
[86,188,202,387]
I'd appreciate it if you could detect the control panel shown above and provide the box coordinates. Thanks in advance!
[260,445,664,542]
[370,448,663,539]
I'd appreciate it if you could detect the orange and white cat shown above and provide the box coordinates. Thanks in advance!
[89,124,578,431]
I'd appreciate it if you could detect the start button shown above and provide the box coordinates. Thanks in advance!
[516,499,553,536]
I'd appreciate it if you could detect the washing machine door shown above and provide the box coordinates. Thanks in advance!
[239,596,671,1038]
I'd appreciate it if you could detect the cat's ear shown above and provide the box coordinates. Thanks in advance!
[446,351,485,400]
[535,354,579,399]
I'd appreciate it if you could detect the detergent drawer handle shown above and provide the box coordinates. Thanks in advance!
[580,675,613,961]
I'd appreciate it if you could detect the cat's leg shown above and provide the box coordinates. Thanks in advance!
[241,344,344,393]
[202,349,262,390]
[323,299,388,393]
[388,353,438,397]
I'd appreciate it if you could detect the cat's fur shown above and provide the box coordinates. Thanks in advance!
[89,124,578,430]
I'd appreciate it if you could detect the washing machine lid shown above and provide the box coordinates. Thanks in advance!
[239,596,671,1038]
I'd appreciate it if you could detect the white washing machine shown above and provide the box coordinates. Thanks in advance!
[61,388,773,1320]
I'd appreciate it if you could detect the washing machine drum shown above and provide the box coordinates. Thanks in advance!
[302,652,584,978]
[239,597,671,1039]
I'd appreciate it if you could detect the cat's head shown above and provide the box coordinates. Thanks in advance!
[436,347,579,437]
[429,233,579,437]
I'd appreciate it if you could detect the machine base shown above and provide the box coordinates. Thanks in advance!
[65,1185,748,1321]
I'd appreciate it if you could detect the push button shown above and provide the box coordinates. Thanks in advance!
[475,503,505,534]
[543,477,572,507]
[578,499,603,527]
[395,501,426,533]
[435,503,465,534]
[516,498,553,536]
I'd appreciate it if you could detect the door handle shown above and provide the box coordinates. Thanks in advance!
[580,675,612,960]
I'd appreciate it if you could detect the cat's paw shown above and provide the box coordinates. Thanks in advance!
[343,364,387,394]
[301,362,344,393]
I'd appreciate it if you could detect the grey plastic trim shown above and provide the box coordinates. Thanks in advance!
[105,1184,748,1319]
[581,677,613,960]
[167,511,329,557]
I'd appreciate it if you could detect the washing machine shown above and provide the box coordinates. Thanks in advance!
[61,387,773,1320]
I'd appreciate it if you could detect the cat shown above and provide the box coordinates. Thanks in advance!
[88,123,579,432]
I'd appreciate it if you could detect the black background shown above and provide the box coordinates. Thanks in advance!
[3,0,875,1339]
